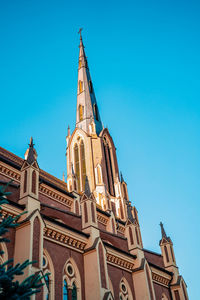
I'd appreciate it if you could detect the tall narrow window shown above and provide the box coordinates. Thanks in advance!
[44,274,50,300]
[135,227,140,245]
[91,202,95,223]
[89,80,93,93]
[84,202,88,223]
[63,279,68,300]
[174,290,181,300]
[103,139,115,196]
[79,80,83,93]
[32,170,36,194]
[80,140,86,190]
[170,245,175,262]
[79,105,84,121]
[97,165,101,184]
[79,60,82,69]
[24,170,27,193]
[129,227,134,245]
[164,245,169,262]
[72,282,77,300]
[74,144,80,192]
[93,103,98,120]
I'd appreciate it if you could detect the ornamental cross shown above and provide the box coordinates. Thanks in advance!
[78,28,83,39]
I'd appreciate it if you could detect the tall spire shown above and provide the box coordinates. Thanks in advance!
[76,29,103,135]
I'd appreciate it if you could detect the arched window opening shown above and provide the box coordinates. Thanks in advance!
[84,202,88,223]
[63,279,68,300]
[129,227,134,245]
[91,202,95,223]
[42,250,54,300]
[164,245,169,262]
[79,80,83,93]
[79,105,84,121]
[78,60,82,69]
[135,227,140,245]
[97,165,101,184]
[119,279,134,300]
[103,138,115,196]
[89,80,93,93]
[44,273,50,300]
[32,170,36,194]
[170,245,175,262]
[74,144,80,192]
[80,140,86,191]
[93,103,99,121]
[24,170,27,193]
[72,282,77,300]
[174,290,181,300]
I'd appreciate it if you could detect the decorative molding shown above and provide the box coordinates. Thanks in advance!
[0,163,21,182]
[117,225,125,234]
[152,272,170,286]
[106,249,134,272]
[43,223,87,253]
[97,212,108,225]
[39,184,73,208]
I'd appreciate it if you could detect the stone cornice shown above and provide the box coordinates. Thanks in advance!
[117,224,125,235]
[0,162,21,182]
[97,212,108,225]
[106,247,135,272]
[39,183,73,208]
[151,266,172,287]
[43,221,88,253]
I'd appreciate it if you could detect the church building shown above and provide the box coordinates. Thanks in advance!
[0,33,189,299]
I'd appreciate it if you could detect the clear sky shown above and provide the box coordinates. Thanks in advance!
[0,0,199,298]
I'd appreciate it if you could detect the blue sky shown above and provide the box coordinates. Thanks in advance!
[0,0,200,298]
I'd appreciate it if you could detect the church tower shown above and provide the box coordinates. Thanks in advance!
[66,31,131,231]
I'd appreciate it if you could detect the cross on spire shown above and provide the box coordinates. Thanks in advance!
[78,28,83,40]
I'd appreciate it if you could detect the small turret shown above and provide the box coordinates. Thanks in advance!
[159,222,177,268]
[19,137,40,212]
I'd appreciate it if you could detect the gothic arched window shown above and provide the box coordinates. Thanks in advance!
[79,80,83,93]
[80,140,86,190]
[79,105,84,121]
[63,279,68,300]
[72,282,77,300]
[164,245,169,262]
[103,138,115,196]
[74,144,80,192]
[93,103,99,121]
[24,170,27,193]
[32,170,36,194]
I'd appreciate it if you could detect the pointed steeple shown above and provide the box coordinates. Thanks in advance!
[25,137,38,164]
[159,222,171,243]
[76,30,103,135]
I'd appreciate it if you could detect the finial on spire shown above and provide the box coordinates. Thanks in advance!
[67,125,70,137]
[25,137,37,164]
[160,222,168,239]
[78,28,83,40]
[62,172,65,182]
